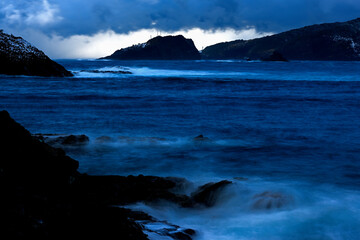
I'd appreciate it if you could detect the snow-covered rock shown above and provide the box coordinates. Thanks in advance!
[0,30,73,77]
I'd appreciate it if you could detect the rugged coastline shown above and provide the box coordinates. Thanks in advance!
[0,110,233,239]
[201,18,360,61]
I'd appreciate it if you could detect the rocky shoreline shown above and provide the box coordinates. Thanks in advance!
[0,110,232,239]
[0,31,73,77]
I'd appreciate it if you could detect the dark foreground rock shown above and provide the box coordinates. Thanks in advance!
[0,110,203,239]
[0,30,73,77]
[0,110,147,239]
[102,35,201,60]
[0,110,236,239]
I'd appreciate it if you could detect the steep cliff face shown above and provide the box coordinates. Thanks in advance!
[0,31,73,77]
[202,18,360,61]
[103,35,201,60]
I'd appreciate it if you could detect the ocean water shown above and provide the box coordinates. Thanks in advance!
[1,59,360,239]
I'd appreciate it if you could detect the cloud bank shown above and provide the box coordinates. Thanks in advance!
[18,28,272,59]
[2,0,360,35]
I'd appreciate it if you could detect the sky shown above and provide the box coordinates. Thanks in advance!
[1,0,360,59]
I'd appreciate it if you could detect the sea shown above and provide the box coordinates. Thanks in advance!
[1,59,360,239]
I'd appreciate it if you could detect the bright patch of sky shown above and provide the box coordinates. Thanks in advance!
[19,28,272,59]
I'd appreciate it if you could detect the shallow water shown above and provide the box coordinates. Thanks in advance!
[1,59,360,239]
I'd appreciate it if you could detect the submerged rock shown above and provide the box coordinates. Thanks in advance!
[165,177,194,195]
[193,134,211,142]
[190,180,232,207]
[251,191,294,210]
[34,134,90,146]
[0,31,73,77]
[95,135,113,143]
[61,134,90,145]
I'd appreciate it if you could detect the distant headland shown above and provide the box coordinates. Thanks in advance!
[102,35,201,60]
[201,17,360,61]
[103,17,360,62]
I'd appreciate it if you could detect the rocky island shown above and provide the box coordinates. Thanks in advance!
[0,30,73,77]
[201,18,360,61]
[102,35,201,60]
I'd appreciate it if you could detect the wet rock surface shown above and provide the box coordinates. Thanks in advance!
[0,110,201,239]
[136,214,196,240]
[190,180,232,207]
[1,110,246,239]
[34,134,90,146]
[251,191,294,210]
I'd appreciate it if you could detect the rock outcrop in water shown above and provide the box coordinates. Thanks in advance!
[201,18,360,61]
[0,110,244,239]
[0,110,195,239]
[1,110,238,239]
[0,30,73,77]
[102,35,201,60]
[33,134,90,146]
[190,180,232,207]
[251,191,294,210]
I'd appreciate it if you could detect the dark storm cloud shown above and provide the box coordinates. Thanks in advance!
[1,0,360,36]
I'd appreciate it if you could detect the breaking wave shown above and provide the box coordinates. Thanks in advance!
[129,179,360,240]
[70,60,360,81]
[72,65,262,79]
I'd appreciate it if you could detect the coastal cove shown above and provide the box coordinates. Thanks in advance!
[1,59,360,239]
[2,0,360,237]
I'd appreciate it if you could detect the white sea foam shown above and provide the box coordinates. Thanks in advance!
[70,60,358,81]
[87,133,262,150]
[71,65,262,79]
[144,231,173,240]
[215,59,262,63]
[72,71,123,78]
[128,180,360,240]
